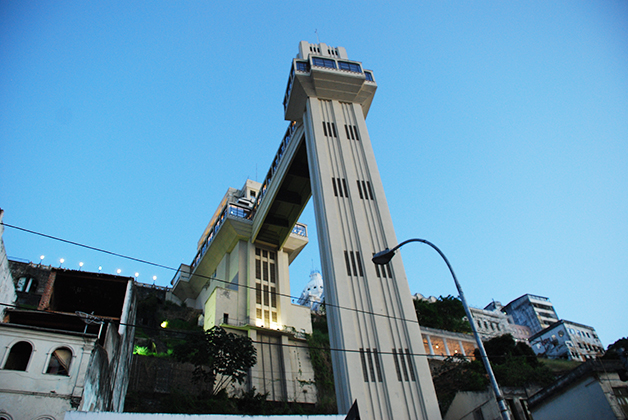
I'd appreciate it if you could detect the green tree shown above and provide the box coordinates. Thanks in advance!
[413,295,471,333]
[173,326,257,396]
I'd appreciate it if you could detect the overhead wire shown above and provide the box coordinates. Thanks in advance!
[1,221,427,327]
[4,222,535,362]
[0,301,499,362]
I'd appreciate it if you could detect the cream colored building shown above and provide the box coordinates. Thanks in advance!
[171,179,317,403]
[173,41,441,419]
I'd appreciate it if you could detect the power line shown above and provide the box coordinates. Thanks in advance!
[0,301,487,361]
[2,221,427,328]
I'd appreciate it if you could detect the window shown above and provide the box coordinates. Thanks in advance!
[365,71,374,81]
[295,61,310,72]
[46,347,72,376]
[312,57,336,69]
[338,61,362,73]
[3,341,32,371]
[223,314,229,325]
[16,277,37,293]
[359,349,369,382]
[613,387,628,416]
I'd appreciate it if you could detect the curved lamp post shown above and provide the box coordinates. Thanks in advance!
[373,238,512,420]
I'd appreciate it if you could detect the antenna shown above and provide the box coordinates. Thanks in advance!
[315,29,320,44]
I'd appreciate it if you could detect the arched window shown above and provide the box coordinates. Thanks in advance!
[3,341,32,371]
[46,347,72,376]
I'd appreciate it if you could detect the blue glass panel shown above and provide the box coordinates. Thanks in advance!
[365,71,374,81]
[312,57,336,69]
[296,61,310,72]
[338,61,362,73]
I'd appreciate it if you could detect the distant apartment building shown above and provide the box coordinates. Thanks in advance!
[503,294,559,335]
[421,326,478,360]
[480,300,532,342]
[529,319,604,361]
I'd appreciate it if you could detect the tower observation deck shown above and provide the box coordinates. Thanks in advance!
[254,41,442,420]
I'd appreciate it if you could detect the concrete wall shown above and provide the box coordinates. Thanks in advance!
[531,378,618,420]
[0,325,97,420]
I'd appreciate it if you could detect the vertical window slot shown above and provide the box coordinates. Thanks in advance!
[327,122,332,137]
[356,181,364,199]
[373,349,383,382]
[366,349,376,382]
[322,122,328,136]
[263,285,269,306]
[366,181,374,200]
[356,252,364,276]
[374,260,381,277]
[350,252,358,276]
[344,251,352,276]
[337,178,344,197]
[349,126,355,140]
[345,125,351,139]
[361,181,369,200]
[342,179,349,197]
[353,125,359,140]
[386,263,393,278]
[398,348,409,381]
[331,123,337,137]
[359,349,369,382]
[332,178,338,196]
[392,349,402,381]
[405,349,416,381]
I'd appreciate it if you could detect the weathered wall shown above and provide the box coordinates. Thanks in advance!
[0,211,16,319]
[0,325,97,420]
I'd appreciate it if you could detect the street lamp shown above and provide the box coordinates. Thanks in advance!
[373,238,512,420]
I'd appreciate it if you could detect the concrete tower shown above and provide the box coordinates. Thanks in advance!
[282,41,441,420]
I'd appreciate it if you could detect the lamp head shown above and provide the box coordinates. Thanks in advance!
[372,248,395,265]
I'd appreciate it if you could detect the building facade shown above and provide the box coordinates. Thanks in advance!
[529,319,604,361]
[503,294,559,335]
[0,261,136,420]
[171,179,317,404]
[529,359,628,420]
[281,41,441,419]
[171,41,442,419]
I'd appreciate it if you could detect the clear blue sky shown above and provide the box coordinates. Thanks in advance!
[1,1,626,347]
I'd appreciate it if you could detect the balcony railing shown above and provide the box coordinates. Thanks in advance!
[191,203,252,270]
[253,121,297,213]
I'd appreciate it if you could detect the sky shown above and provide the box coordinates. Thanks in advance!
[1,1,626,347]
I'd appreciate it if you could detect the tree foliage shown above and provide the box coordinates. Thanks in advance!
[413,295,471,333]
[602,337,628,360]
[173,326,257,395]
[475,334,555,387]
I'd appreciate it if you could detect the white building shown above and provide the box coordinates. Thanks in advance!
[529,359,628,419]
[297,270,324,311]
[171,179,317,404]
[503,294,559,335]
[0,261,136,420]
[529,319,604,361]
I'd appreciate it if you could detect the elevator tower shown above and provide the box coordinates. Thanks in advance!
[280,41,442,420]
